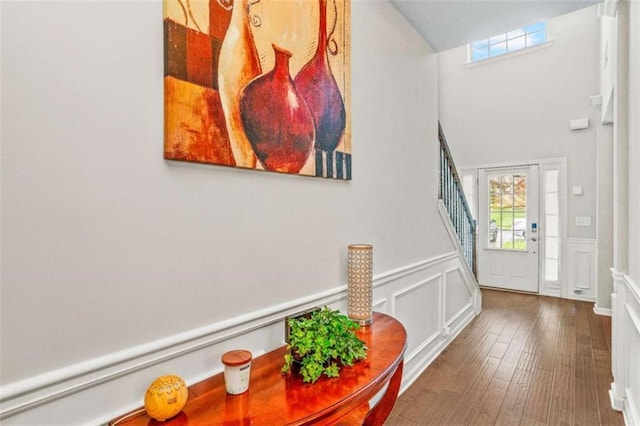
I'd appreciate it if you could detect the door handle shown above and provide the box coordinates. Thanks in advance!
[530,237,537,242]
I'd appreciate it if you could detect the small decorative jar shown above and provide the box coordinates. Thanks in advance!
[144,374,188,421]
[221,350,252,395]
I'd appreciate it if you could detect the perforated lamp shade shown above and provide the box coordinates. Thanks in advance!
[347,244,373,325]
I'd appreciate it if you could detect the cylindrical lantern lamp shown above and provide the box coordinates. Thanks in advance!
[347,244,373,326]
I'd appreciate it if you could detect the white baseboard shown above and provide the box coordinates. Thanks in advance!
[593,305,612,316]
[539,287,562,298]
[564,292,596,302]
[610,383,625,411]
[400,303,476,394]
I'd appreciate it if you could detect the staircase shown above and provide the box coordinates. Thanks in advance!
[438,122,477,278]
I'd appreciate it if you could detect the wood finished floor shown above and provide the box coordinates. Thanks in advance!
[387,289,624,426]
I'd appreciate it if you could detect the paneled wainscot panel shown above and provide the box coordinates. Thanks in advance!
[611,271,640,425]
[444,267,473,329]
[393,274,442,356]
[566,238,596,301]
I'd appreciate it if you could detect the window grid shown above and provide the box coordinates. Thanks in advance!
[488,174,527,251]
[471,22,547,63]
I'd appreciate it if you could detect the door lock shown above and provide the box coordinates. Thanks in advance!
[531,237,537,242]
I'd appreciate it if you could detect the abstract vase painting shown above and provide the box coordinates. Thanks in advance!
[163,0,351,180]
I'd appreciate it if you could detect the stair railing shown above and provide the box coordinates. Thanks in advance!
[438,122,477,277]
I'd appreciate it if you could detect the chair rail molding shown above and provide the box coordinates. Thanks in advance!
[0,251,480,425]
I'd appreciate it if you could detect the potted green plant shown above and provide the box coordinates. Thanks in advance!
[282,306,368,383]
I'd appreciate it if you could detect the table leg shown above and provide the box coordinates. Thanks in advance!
[363,360,404,425]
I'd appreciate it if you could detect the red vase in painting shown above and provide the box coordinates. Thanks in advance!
[294,0,346,153]
[239,45,315,174]
[218,0,262,168]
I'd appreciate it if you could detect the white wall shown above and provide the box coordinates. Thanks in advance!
[438,6,603,303]
[622,1,640,420]
[438,5,600,241]
[596,7,617,313]
[596,122,614,311]
[0,0,478,423]
[610,1,640,424]
[627,0,640,287]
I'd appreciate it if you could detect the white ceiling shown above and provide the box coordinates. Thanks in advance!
[389,0,602,52]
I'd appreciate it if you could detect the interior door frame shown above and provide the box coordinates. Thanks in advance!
[460,158,567,297]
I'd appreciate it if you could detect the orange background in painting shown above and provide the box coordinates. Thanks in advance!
[163,0,351,177]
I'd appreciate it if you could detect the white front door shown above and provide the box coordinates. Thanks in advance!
[478,165,540,292]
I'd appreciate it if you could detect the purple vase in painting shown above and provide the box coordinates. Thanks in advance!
[293,0,346,153]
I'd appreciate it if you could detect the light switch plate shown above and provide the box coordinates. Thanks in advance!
[572,186,583,195]
[570,118,589,130]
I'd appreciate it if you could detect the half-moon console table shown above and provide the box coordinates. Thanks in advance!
[110,312,407,425]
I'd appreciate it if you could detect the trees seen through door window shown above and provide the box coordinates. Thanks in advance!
[488,174,527,250]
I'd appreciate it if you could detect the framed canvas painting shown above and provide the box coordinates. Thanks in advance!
[163,0,351,179]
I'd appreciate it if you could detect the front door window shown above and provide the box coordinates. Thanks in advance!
[488,173,527,250]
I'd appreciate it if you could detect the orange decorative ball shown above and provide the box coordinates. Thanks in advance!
[144,375,188,421]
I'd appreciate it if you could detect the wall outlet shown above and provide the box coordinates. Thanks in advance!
[575,216,591,226]
[284,307,320,343]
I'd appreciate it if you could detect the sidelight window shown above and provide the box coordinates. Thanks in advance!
[544,169,560,281]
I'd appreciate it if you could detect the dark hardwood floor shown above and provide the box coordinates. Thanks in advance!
[387,289,624,425]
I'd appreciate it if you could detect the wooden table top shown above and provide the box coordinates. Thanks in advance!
[110,312,407,426]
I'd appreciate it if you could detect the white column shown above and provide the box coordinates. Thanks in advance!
[610,0,629,414]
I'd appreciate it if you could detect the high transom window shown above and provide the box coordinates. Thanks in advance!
[470,21,547,62]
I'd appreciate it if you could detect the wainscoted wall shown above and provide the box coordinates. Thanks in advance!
[610,271,640,425]
[379,253,481,387]
[565,238,597,301]
[0,251,480,424]
[1,0,466,423]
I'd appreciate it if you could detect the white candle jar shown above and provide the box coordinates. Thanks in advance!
[221,350,252,395]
